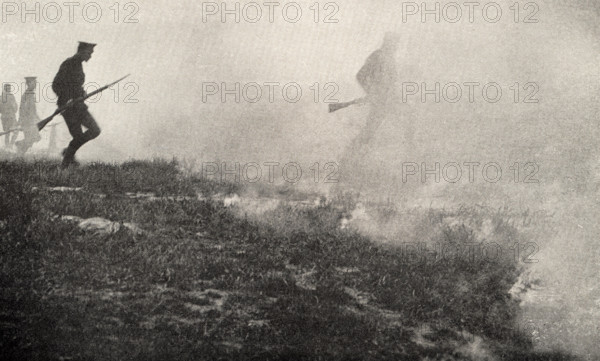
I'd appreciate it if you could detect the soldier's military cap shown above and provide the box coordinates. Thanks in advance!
[77,41,96,52]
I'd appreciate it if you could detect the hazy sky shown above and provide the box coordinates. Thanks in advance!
[1,0,598,163]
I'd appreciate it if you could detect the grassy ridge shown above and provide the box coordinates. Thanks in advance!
[0,159,576,360]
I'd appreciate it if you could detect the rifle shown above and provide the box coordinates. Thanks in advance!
[0,127,19,137]
[0,74,131,137]
[328,97,367,113]
[37,74,131,131]
[41,123,60,131]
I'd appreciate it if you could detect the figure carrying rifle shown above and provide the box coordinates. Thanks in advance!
[334,33,418,150]
[332,33,402,194]
[52,41,101,168]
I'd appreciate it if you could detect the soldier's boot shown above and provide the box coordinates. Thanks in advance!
[61,146,79,168]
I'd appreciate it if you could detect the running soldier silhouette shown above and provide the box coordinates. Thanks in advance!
[52,41,101,167]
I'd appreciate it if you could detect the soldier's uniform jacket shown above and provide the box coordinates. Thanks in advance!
[19,90,41,141]
[356,49,398,101]
[19,90,40,126]
[0,92,18,120]
[52,56,86,107]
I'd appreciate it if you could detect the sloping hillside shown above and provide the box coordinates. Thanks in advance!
[0,159,576,360]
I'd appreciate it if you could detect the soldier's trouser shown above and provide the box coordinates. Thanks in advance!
[1,116,16,146]
[62,104,101,152]
[358,105,386,144]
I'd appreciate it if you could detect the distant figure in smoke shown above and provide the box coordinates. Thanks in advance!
[15,77,42,155]
[0,84,19,148]
[355,31,401,145]
[334,33,402,195]
[52,41,101,168]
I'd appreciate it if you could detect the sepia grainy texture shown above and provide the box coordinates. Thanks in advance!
[0,1,599,360]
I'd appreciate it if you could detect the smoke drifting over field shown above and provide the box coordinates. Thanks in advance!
[2,0,599,358]
[0,1,597,164]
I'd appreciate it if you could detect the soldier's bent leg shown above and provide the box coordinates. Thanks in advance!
[63,108,84,147]
[62,107,84,166]
[61,106,101,168]
[74,110,101,149]
[68,111,100,151]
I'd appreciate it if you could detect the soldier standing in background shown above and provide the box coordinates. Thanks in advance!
[15,77,42,155]
[0,84,18,148]
[52,41,101,168]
